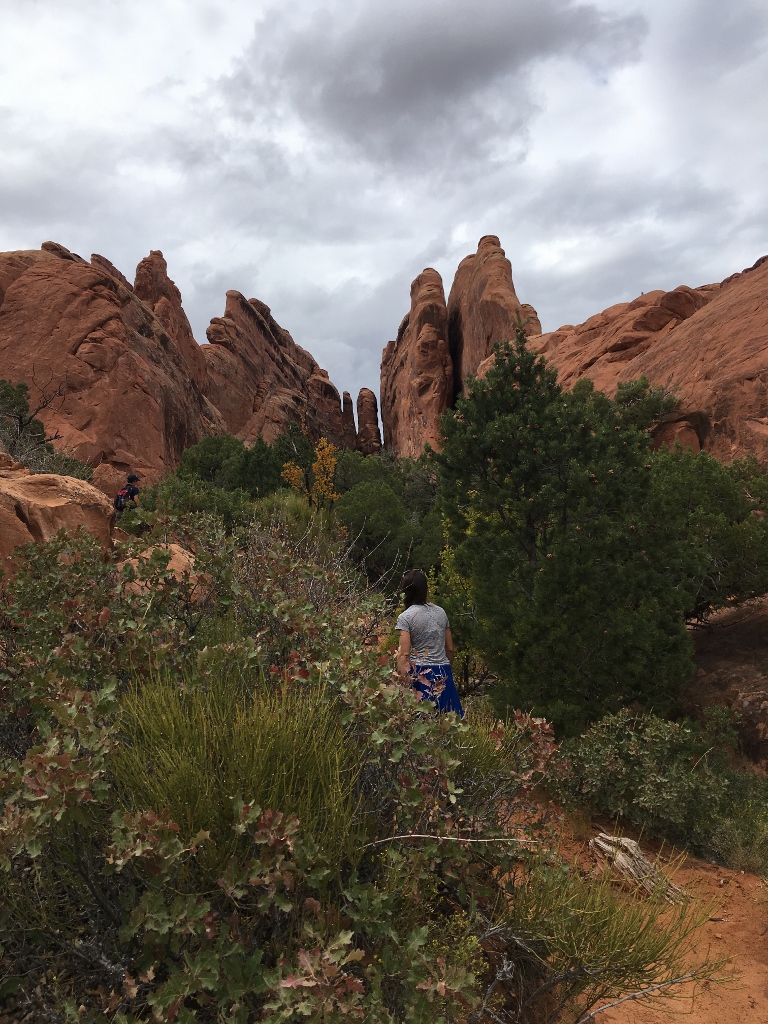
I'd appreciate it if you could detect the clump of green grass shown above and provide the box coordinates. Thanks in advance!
[112,670,367,875]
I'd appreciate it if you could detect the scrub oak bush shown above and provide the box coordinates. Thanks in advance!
[0,521,719,1022]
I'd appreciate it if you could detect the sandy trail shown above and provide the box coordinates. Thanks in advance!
[589,852,768,1024]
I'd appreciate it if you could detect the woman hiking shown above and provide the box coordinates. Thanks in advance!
[396,569,464,717]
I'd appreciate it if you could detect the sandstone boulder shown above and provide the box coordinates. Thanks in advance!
[0,454,114,560]
[356,388,382,455]
[202,290,351,447]
[531,255,768,462]
[380,269,453,458]
[0,244,225,497]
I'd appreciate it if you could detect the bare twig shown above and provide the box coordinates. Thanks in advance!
[574,971,713,1023]
[364,832,538,849]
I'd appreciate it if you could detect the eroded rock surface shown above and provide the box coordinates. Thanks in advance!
[380,269,453,458]
[0,453,114,559]
[447,235,539,398]
[380,238,540,457]
[202,291,351,447]
[0,242,360,503]
[0,244,223,496]
[532,255,768,462]
[134,250,208,387]
[356,388,382,455]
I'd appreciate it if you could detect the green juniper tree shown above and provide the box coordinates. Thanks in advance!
[436,331,693,733]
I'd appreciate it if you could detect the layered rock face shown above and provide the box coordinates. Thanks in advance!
[0,243,363,500]
[380,269,453,457]
[0,244,224,496]
[381,237,540,457]
[0,452,114,559]
[531,255,768,462]
[202,291,350,447]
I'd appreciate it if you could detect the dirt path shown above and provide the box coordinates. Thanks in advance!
[591,852,768,1024]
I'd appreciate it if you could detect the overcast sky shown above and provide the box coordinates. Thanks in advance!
[1,0,766,410]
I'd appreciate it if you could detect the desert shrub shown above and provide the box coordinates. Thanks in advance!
[114,671,367,875]
[708,801,768,874]
[551,708,768,869]
[0,521,721,1022]
[551,710,731,847]
[499,855,715,1021]
[135,473,256,531]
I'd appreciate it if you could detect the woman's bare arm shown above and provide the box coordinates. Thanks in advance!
[445,628,454,665]
[397,630,412,681]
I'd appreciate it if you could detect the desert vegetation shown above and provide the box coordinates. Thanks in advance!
[5,332,768,1020]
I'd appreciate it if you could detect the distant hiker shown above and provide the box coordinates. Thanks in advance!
[114,473,140,518]
[396,569,463,716]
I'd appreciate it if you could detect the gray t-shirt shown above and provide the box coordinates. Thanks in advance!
[396,603,450,665]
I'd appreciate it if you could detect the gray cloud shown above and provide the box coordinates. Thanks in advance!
[0,0,766,415]
[226,0,645,166]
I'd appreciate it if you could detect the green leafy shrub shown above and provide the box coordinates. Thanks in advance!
[551,708,768,871]
[551,710,731,847]
[135,473,256,531]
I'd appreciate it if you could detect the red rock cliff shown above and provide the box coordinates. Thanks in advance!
[356,388,382,455]
[380,269,453,458]
[528,255,768,462]
[381,238,540,457]
[0,244,224,496]
[447,234,540,398]
[0,243,359,497]
[202,290,352,448]
[134,250,209,388]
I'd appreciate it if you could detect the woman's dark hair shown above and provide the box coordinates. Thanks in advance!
[402,569,428,608]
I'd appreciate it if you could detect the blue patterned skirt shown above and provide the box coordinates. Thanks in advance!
[409,664,464,717]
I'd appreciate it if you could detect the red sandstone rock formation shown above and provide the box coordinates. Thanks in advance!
[356,388,382,455]
[380,269,453,458]
[447,235,540,397]
[529,255,768,462]
[0,242,359,501]
[202,290,351,448]
[91,254,133,291]
[0,452,114,559]
[134,250,208,387]
[0,244,224,496]
[380,238,540,457]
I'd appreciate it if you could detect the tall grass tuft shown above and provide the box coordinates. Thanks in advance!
[112,670,367,876]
